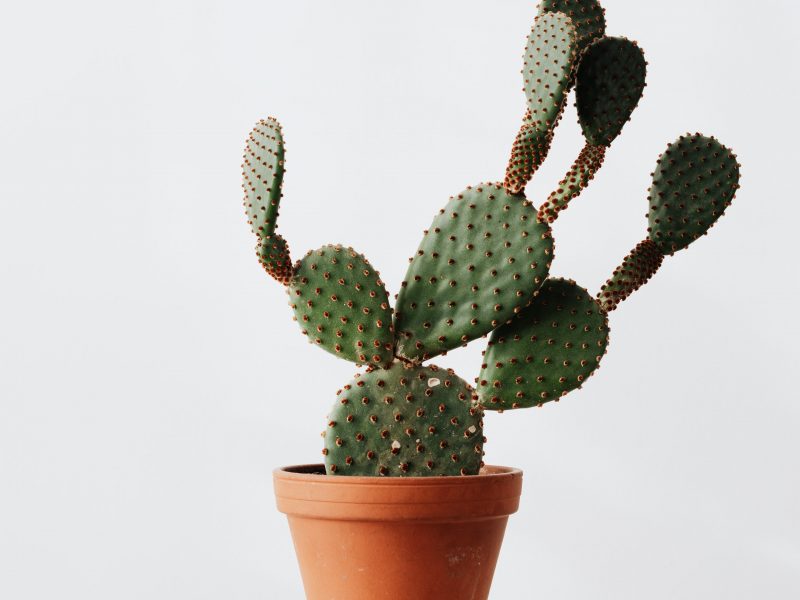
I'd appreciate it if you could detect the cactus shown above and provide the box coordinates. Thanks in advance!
[598,133,741,311]
[394,183,553,362]
[539,0,606,55]
[239,1,742,477]
[478,279,609,410]
[505,1,607,195]
[242,118,285,240]
[505,12,579,194]
[539,36,647,222]
[289,245,394,366]
[323,362,484,476]
[648,134,740,254]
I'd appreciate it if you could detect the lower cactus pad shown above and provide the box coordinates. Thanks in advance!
[324,362,485,476]
[478,278,609,410]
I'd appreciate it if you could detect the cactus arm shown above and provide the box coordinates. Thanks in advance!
[538,143,606,223]
[596,239,663,312]
[477,278,610,410]
[596,133,741,311]
[242,117,285,238]
[241,118,295,285]
[539,36,646,223]
[394,183,554,362]
[257,234,295,285]
[324,362,484,477]
[289,245,394,367]
[504,12,578,195]
[505,1,606,195]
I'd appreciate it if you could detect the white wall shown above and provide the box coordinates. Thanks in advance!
[1,1,798,598]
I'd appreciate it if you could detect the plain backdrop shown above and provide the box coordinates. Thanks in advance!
[1,1,798,598]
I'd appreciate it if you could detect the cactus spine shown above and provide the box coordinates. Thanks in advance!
[239,2,742,477]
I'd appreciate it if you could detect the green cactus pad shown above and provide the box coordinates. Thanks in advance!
[538,0,606,56]
[597,238,664,312]
[576,37,647,147]
[324,362,484,477]
[538,143,606,223]
[257,234,294,285]
[288,245,394,366]
[242,117,285,238]
[647,134,741,254]
[478,278,609,410]
[505,12,578,195]
[394,183,554,362]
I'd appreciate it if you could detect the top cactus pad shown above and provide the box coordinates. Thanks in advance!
[478,278,609,410]
[394,183,554,362]
[647,134,740,254]
[538,0,606,55]
[323,362,484,476]
[576,37,646,147]
[289,245,394,366]
[242,118,285,238]
[505,12,578,194]
[523,12,578,133]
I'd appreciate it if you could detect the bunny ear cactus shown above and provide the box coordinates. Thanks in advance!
[478,279,609,410]
[394,183,553,362]
[324,363,484,476]
[539,36,647,222]
[505,1,607,195]
[289,246,394,366]
[239,0,742,477]
[243,118,294,285]
[505,12,579,195]
[598,133,741,312]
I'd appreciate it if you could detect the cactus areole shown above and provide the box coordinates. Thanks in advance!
[244,2,741,597]
[240,1,740,480]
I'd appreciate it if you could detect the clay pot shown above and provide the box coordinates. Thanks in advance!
[273,464,522,600]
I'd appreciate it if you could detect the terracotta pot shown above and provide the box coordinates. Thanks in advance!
[273,464,522,600]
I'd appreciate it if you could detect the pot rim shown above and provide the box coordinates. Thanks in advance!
[274,463,521,483]
[273,464,523,521]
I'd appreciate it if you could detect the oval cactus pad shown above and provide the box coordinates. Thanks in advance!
[576,36,647,147]
[394,183,553,362]
[647,134,741,254]
[242,117,285,238]
[478,278,609,410]
[324,362,484,477]
[289,245,394,366]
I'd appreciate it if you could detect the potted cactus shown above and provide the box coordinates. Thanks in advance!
[240,2,741,599]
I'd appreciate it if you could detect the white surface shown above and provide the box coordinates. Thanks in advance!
[1,1,798,598]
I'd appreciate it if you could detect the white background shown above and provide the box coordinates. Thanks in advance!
[1,1,798,598]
